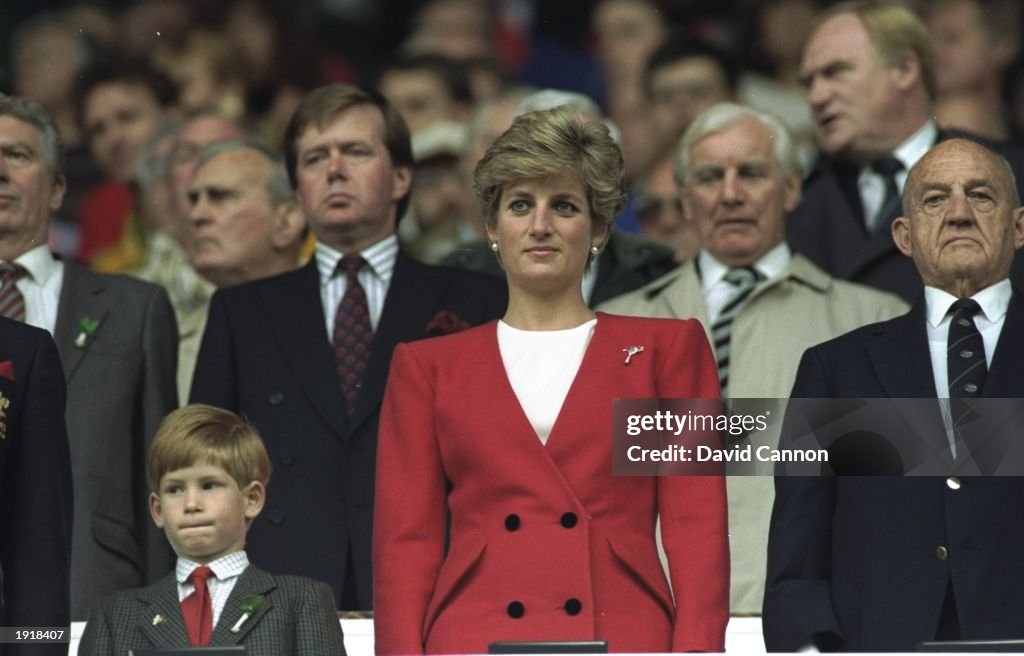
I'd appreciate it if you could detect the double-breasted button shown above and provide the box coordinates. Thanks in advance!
[269,392,284,405]
[504,514,520,531]
[946,477,961,490]
[936,546,949,561]
[564,598,582,616]
[507,601,525,619]
[560,512,578,528]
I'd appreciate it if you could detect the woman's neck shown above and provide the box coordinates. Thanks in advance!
[502,289,595,331]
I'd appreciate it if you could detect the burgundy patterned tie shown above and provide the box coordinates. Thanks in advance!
[333,255,373,416]
[0,262,27,322]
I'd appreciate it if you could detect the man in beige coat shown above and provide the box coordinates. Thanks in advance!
[600,102,908,615]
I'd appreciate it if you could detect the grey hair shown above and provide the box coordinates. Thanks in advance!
[0,93,64,178]
[196,138,294,207]
[674,102,800,185]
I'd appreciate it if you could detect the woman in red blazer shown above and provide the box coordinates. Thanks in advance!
[374,106,728,654]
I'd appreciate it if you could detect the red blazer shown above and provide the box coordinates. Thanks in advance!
[374,313,729,654]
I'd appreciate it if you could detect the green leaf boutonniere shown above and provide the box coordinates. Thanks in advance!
[75,316,101,348]
[230,595,265,633]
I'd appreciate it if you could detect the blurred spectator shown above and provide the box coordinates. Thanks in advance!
[633,147,700,263]
[154,29,248,122]
[117,0,193,58]
[645,34,737,148]
[592,0,669,181]
[10,11,103,249]
[377,53,474,135]
[735,0,819,171]
[73,56,177,265]
[401,121,477,263]
[925,0,1020,140]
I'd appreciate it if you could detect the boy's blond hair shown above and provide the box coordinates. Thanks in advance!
[147,404,272,492]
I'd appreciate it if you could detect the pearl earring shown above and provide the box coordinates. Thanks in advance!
[490,241,499,253]
[590,245,601,256]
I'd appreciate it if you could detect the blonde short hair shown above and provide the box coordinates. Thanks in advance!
[472,105,626,233]
[147,404,272,493]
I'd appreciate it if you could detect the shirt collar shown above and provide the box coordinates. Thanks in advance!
[13,244,60,286]
[890,120,938,173]
[698,242,791,290]
[315,233,399,285]
[924,278,1012,328]
[175,551,250,583]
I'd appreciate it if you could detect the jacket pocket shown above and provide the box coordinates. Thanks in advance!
[423,542,486,642]
[606,536,674,619]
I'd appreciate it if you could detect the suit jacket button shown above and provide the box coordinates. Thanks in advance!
[269,392,284,405]
[507,601,525,618]
[560,512,578,528]
[564,598,582,616]
[936,546,948,560]
[505,514,520,531]
[269,512,285,526]
[946,476,961,490]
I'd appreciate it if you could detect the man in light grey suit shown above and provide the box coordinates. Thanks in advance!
[0,93,178,619]
[600,102,908,614]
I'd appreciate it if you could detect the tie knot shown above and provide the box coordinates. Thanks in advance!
[872,156,903,177]
[0,261,26,282]
[188,565,213,587]
[338,255,366,280]
[724,267,760,287]
[950,298,982,319]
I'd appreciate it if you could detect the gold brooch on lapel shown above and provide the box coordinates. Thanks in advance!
[0,391,9,440]
[623,345,645,365]
[75,316,101,349]
[152,614,166,626]
[230,594,265,633]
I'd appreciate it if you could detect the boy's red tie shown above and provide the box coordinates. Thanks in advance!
[181,566,213,645]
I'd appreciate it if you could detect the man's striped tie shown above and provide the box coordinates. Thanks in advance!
[0,262,27,322]
[711,267,761,396]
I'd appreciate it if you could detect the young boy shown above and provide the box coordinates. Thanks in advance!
[80,404,346,655]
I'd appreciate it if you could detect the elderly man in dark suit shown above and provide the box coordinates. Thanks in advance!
[190,83,506,611]
[0,93,178,620]
[763,138,1024,651]
[788,1,1024,303]
[0,318,72,656]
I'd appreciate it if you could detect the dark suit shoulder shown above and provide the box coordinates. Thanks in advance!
[65,261,167,300]
[398,253,504,289]
[805,310,907,356]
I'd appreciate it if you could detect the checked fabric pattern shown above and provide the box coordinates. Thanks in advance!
[0,261,27,322]
[333,255,373,416]
[711,267,762,397]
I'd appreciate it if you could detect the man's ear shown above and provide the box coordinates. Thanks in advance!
[49,173,67,213]
[271,201,306,250]
[891,52,921,93]
[392,165,413,202]
[1012,207,1024,250]
[783,174,801,212]
[893,216,914,257]
[242,481,266,521]
[149,492,165,529]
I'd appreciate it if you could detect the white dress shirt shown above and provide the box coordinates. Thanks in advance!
[8,244,63,334]
[857,120,937,229]
[316,234,398,338]
[699,242,790,325]
[176,551,250,629]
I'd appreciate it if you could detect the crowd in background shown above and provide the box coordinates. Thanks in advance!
[3,0,1024,271]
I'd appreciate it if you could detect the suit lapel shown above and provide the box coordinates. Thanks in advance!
[210,566,276,646]
[53,262,109,382]
[137,574,189,646]
[867,301,937,398]
[261,261,347,437]
[348,253,449,431]
[985,289,1024,397]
